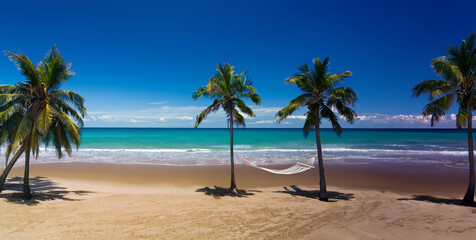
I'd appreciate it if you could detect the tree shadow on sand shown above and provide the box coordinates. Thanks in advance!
[275,185,354,202]
[397,195,475,208]
[196,186,260,199]
[0,176,93,206]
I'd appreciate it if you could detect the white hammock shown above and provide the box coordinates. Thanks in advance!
[237,155,315,175]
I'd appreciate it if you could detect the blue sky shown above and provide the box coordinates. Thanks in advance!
[0,0,475,128]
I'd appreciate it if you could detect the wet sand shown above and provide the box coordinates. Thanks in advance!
[6,161,469,196]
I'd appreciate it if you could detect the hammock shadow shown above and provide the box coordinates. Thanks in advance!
[397,195,475,208]
[196,186,257,198]
[275,185,354,202]
[0,176,93,206]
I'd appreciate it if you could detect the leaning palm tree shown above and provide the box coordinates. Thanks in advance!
[192,63,261,193]
[413,33,476,206]
[277,57,357,201]
[0,46,86,199]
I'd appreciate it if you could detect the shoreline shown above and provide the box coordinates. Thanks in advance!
[4,161,470,197]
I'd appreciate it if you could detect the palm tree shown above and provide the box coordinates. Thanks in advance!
[192,63,261,193]
[413,33,476,206]
[0,46,86,199]
[277,57,357,201]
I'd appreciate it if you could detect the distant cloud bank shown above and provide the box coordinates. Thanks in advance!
[83,104,465,128]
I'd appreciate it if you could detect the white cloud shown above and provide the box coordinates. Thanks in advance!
[84,104,227,127]
[249,120,275,124]
[235,107,282,119]
[148,101,168,105]
[91,115,145,123]
[83,116,97,122]
[356,115,377,121]
[282,121,292,125]
[176,116,194,120]
[451,114,476,121]
[253,107,282,114]
[356,113,435,124]
[287,115,306,120]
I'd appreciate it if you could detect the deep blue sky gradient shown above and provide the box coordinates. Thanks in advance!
[0,0,475,127]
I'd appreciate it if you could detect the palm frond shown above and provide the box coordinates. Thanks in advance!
[36,103,53,134]
[412,80,456,100]
[326,71,352,89]
[50,120,73,158]
[10,110,34,149]
[431,57,462,83]
[233,109,246,126]
[192,86,208,100]
[0,94,25,106]
[236,80,261,105]
[280,57,356,136]
[302,108,317,137]
[455,108,468,129]
[39,50,75,91]
[276,94,309,122]
[422,94,456,126]
[328,87,357,106]
[54,109,81,143]
[0,103,25,123]
[320,104,342,135]
[193,63,260,128]
[4,51,39,86]
[235,98,255,118]
[1,46,85,165]
[194,100,222,127]
[54,99,84,127]
[50,90,86,117]
[0,85,29,95]
[415,33,476,128]
[327,97,357,124]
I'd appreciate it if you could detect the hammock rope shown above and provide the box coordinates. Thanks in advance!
[236,154,316,175]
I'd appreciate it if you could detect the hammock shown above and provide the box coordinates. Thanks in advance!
[237,154,316,175]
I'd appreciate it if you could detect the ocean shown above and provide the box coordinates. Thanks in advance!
[2,128,473,168]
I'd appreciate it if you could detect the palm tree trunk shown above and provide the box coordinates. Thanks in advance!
[0,144,26,193]
[462,101,475,206]
[23,148,32,199]
[229,108,237,192]
[315,107,328,201]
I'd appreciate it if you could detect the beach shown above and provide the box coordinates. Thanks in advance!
[1,162,475,239]
[1,1,475,239]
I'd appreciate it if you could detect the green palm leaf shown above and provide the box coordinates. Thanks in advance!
[192,62,261,191]
[413,33,476,206]
[278,57,357,133]
[278,57,357,201]
[0,46,86,197]
[37,103,53,134]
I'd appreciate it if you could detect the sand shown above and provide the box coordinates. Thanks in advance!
[0,162,475,239]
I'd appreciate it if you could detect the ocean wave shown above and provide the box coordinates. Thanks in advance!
[0,146,472,167]
[95,148,214,153]
[26,146,473,156]
[322,148,470,156]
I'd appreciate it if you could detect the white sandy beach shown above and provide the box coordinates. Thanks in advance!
[0,162,475,239]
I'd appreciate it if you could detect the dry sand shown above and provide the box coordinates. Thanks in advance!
[1,162,475,239]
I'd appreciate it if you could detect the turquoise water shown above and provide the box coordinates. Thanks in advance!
[4,128,473,167]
